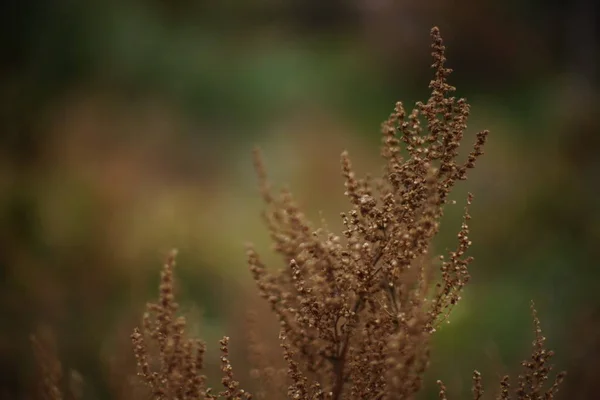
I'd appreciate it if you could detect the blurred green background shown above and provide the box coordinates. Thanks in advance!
[1,0,598,399]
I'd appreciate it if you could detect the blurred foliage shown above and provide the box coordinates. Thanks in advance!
[1,0,599,398]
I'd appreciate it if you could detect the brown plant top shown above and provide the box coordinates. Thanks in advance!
[245,25,486,399]
[130,25,564,400]
[32,26,565,400]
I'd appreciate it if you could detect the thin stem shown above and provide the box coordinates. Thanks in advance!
[331,242,387,400]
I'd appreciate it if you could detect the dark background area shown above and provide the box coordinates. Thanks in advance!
[1,0,598,398]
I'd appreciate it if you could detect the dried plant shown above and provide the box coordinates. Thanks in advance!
[30,331,63,400]
[33,27,565,400]
[130,249,252,400]
[30,328,84,400]
[245,25,485,399]
[437,302,566,400]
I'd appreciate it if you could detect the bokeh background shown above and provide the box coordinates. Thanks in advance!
[1,1,599,399]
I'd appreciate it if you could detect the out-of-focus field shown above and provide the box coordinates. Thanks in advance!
[1,1,598,399]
